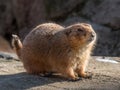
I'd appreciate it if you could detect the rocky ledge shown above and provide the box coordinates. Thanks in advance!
[0,56,120,90]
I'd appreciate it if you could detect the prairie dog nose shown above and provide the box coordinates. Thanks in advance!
[91,32,95,38]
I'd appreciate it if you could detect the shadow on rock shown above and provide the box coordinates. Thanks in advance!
[0,72,65,90]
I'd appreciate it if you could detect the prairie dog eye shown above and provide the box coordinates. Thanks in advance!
[77,28,86,36]
[77,29,84,32]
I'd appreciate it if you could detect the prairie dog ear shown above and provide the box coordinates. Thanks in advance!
[65,29,72,36]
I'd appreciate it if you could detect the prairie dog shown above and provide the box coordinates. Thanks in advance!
[12,23,96,80]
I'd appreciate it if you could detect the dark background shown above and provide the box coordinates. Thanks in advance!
[0,0,120,56]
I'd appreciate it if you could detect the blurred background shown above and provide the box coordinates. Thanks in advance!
[0,0,120,56]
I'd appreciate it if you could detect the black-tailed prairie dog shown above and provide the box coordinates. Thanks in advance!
[12,23,96,80]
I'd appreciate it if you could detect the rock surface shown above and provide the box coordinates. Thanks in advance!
[0,36,13,53]
[82,0,120,29]
[0,57,120,90]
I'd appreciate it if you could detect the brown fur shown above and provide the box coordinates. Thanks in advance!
[12,23,96,80]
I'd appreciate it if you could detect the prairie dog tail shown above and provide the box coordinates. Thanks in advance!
[12,34,23,58]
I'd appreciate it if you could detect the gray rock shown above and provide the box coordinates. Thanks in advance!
[0,0,13,36]
[0,52,19,60]
[82,0,120,29]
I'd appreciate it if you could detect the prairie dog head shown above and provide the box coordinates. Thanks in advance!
[64,23,96,48]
